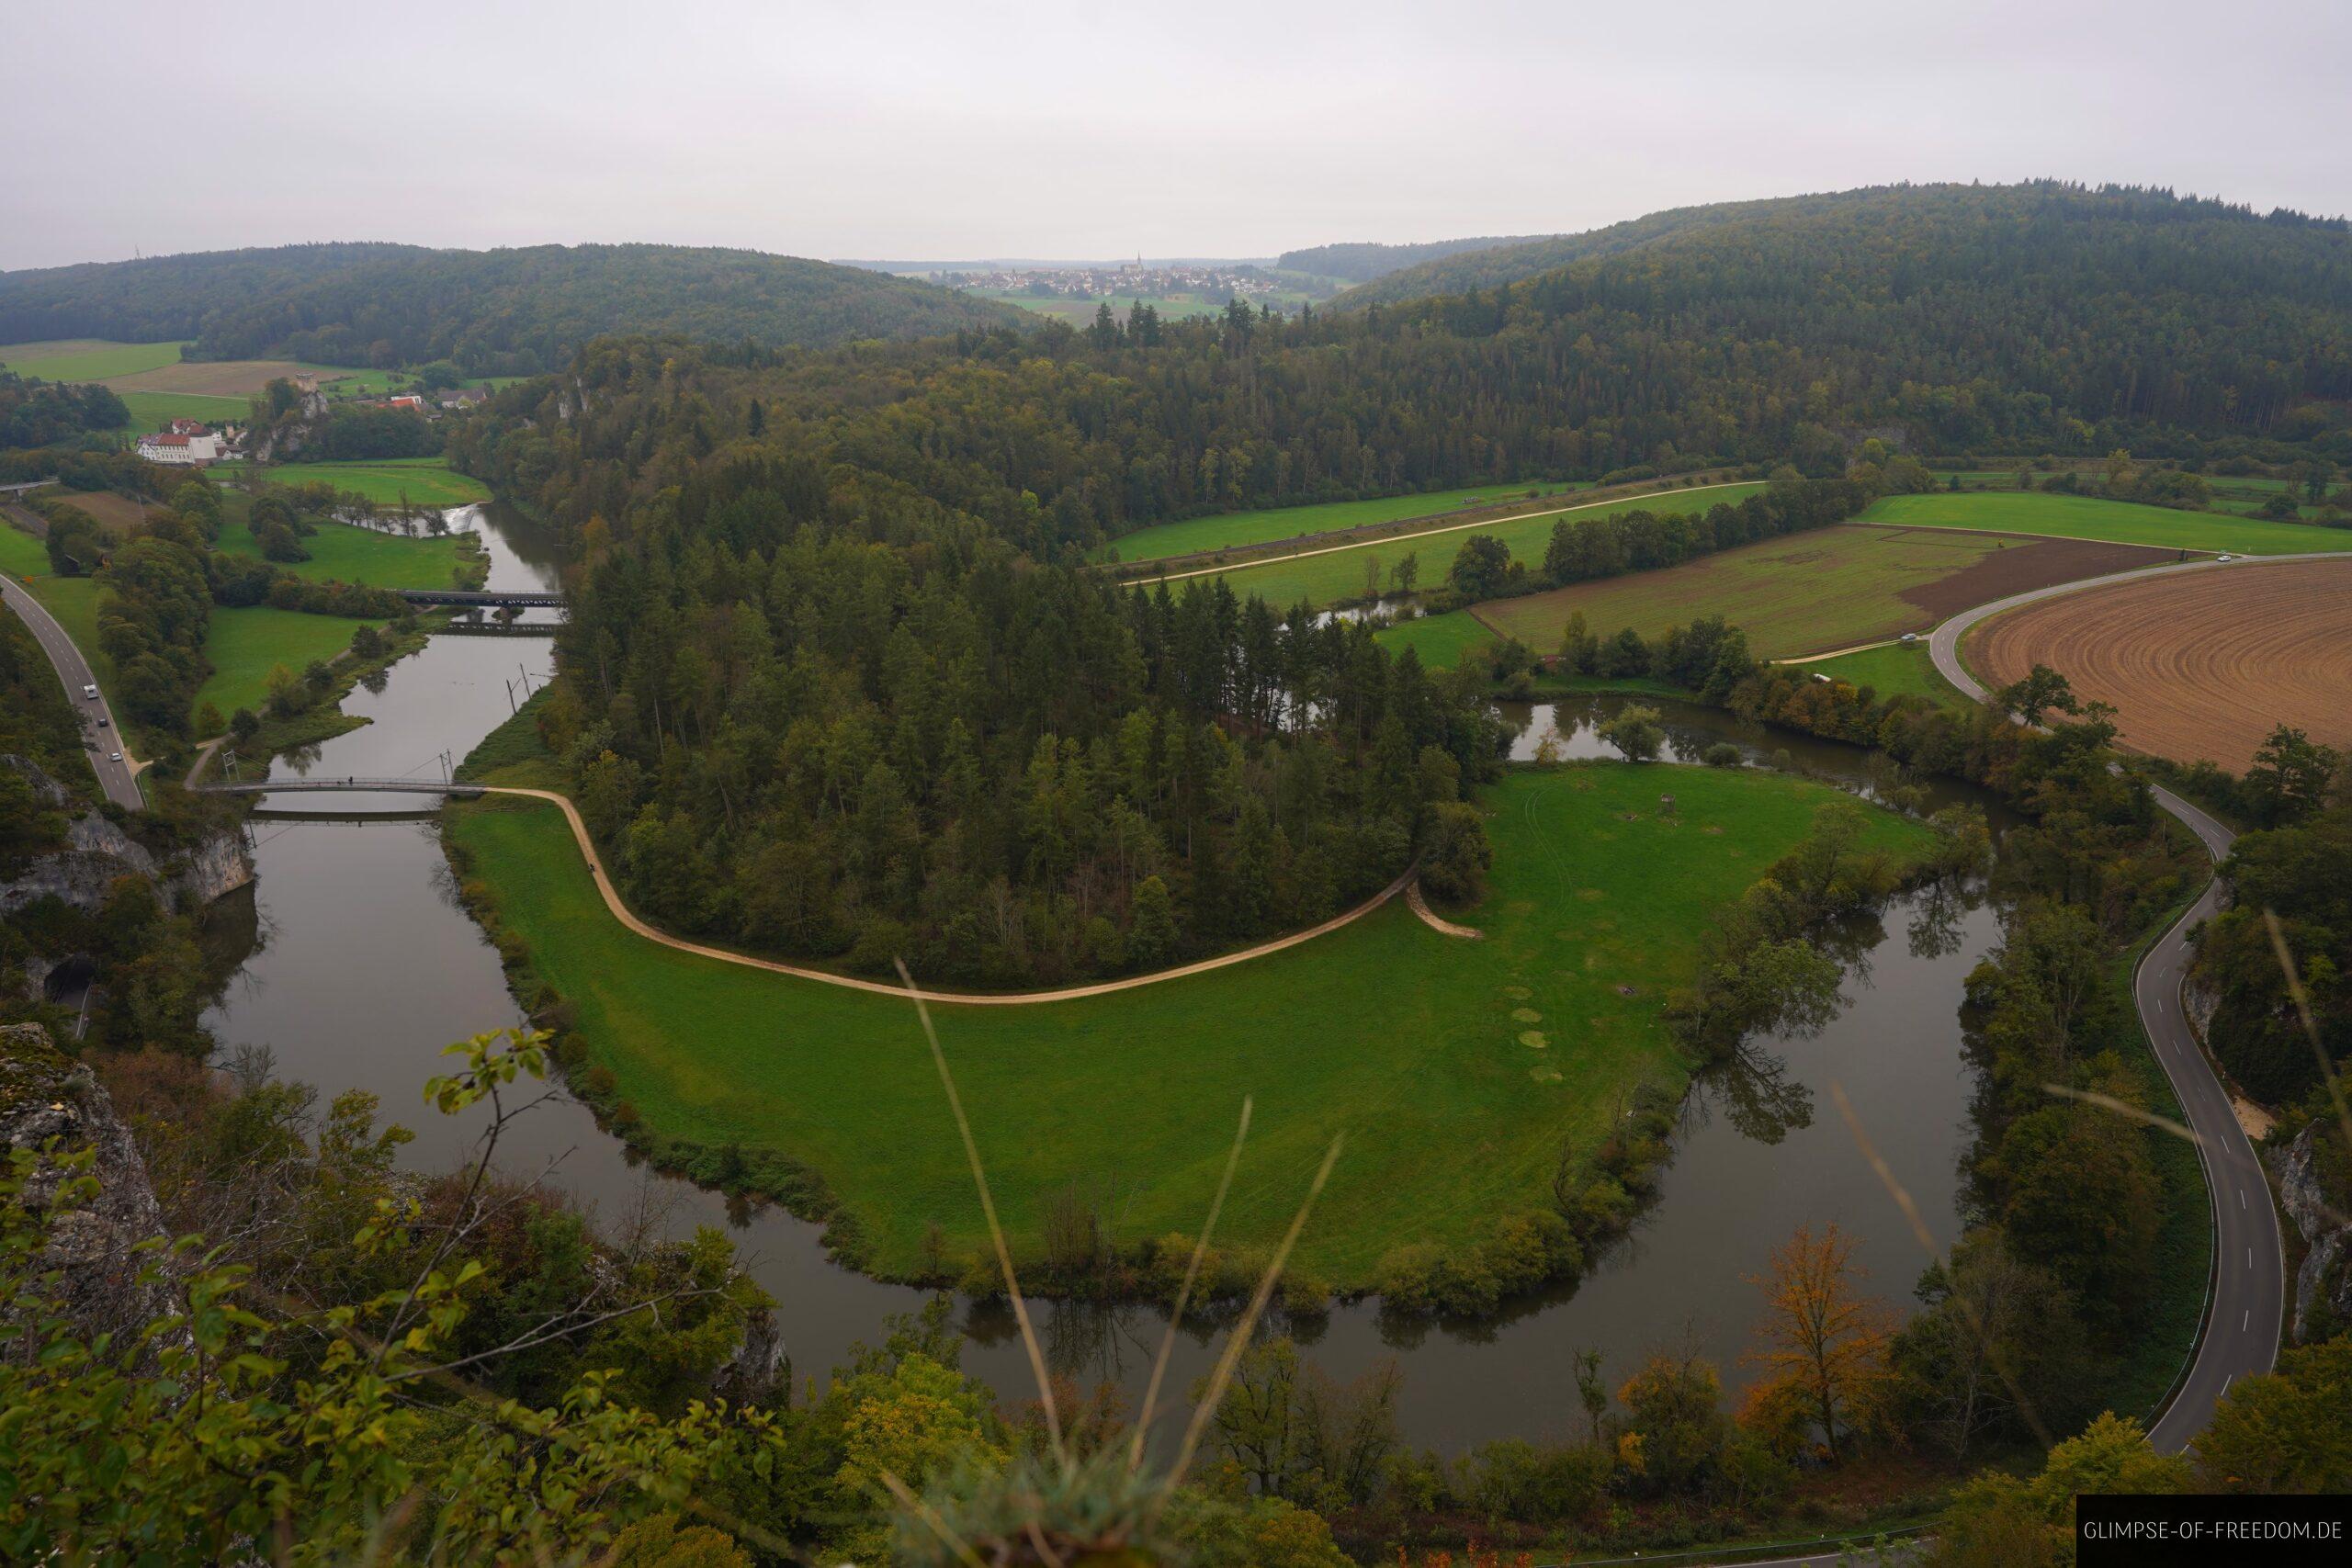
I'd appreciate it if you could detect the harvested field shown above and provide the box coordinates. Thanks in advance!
[44,491,153,535]
[105,359,314,398]
[1477,525,2177,658]
[1965,558,2352,770]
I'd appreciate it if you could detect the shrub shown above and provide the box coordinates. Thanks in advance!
[1702,742,1743,767]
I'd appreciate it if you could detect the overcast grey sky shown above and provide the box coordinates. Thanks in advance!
[5,0,2346,272]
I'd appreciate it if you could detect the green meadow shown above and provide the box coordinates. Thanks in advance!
[214,513,469,591]
[1373,608,1499,668]
[1798,641,1973,710]
[0,338,187,381]
[219,457,493,507]
[191,608,371,724]
[1104,479,1596,563]
[1858,491,2352,555]
[449,757,1931,1282]
[1193,483,1767,611]
[117,389,249,432]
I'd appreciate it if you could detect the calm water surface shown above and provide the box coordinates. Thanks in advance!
[203,512,2012,1450]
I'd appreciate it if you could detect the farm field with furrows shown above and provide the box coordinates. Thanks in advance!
[1476,524,2177,658]
[1193,483,1765,608]
[447,761,1932,1282]
[1964,557,2352,771]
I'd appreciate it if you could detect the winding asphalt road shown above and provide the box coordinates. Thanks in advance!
[1929,558,2289,1454]
[0,568,143,810]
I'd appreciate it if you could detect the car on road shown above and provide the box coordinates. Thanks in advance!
[82,683,97,698]
[107,750,122,762]
[96,715,108,728]
[2215,553,2234,562]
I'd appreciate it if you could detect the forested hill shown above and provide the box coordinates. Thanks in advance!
[456,182,2349,569]
[1333,180,2352,308]
[1276,233,1555,282]
[0,243,1028,373]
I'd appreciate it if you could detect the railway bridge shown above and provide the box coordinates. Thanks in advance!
[399,588,565,610]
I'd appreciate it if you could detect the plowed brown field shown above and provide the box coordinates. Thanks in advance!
[1966,558,2352,770]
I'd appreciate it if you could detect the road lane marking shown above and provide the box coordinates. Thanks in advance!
[2240,1189,2246,1210]
[2244,1310,2250,1331]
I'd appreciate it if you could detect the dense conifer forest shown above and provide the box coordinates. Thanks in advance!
[0,243,1027,372]
[1334,180,2352,310]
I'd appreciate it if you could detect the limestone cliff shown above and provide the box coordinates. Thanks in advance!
[0,1022,177,1340]
[2278,1121,2352,1343]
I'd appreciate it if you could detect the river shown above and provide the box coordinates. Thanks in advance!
[202,508,2016,1452]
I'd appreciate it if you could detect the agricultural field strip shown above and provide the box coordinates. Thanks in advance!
[1145,480,1758,583]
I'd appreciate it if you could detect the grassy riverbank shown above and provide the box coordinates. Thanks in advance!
[214,457,493,508]
[446,739,1934,1286]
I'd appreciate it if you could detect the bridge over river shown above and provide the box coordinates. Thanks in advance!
[399,588,564,610]
[198,777,485,797]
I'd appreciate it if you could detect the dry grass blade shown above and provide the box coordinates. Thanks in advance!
[2039,1082,2203,1147]
[878,1468,989,1568]
[897,956,1066,1467]
[1162,1134,1344,1503]
[1830,1080,2052,1450]
[1128,1095,1253,1475]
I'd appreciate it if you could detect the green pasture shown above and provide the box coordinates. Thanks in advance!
[448,757,1930,1283]
[1857,491,2352,555]
[1476,523,2010,658]
[191,607,369,724]
[1104,479,1597,563]
[216,457,492,508]
[214,513,468,590]
[1373,608,1500,668]
[1192,483,1766,612]
[1796,642,1972,711]
[115,389,248,432]
[0,338,187,381]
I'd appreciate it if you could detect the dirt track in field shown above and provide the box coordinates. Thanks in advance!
[1890,531,2183,618]
[1965,558,2352,769]
[104,360,313,397]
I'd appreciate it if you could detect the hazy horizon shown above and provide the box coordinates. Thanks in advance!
[5,0,2348,275]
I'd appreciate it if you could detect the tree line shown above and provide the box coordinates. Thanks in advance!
[521,438,1506,987]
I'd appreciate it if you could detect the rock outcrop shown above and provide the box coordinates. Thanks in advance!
[0,760,252,921]
[0,1022,176,1341]
[2277,1121,2352,1343]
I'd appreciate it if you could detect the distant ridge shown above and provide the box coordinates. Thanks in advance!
[1332,181,2351,308]
[1276,234,1556,283]
[0,243,1029,374]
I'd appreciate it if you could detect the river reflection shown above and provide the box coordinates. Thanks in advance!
[202,508,2015,1451]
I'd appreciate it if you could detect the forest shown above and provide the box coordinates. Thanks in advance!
[0,243,1028,374]
[0,370,129,448]
[1335,180,2352,308]
[451,184,2350,582]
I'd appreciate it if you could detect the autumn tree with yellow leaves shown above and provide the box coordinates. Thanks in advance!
[1741,1222,1895,1462]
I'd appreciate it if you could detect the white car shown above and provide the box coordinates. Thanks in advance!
[107,750,123,762]
[2215,553,2234,562]
[82,683,97,699]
